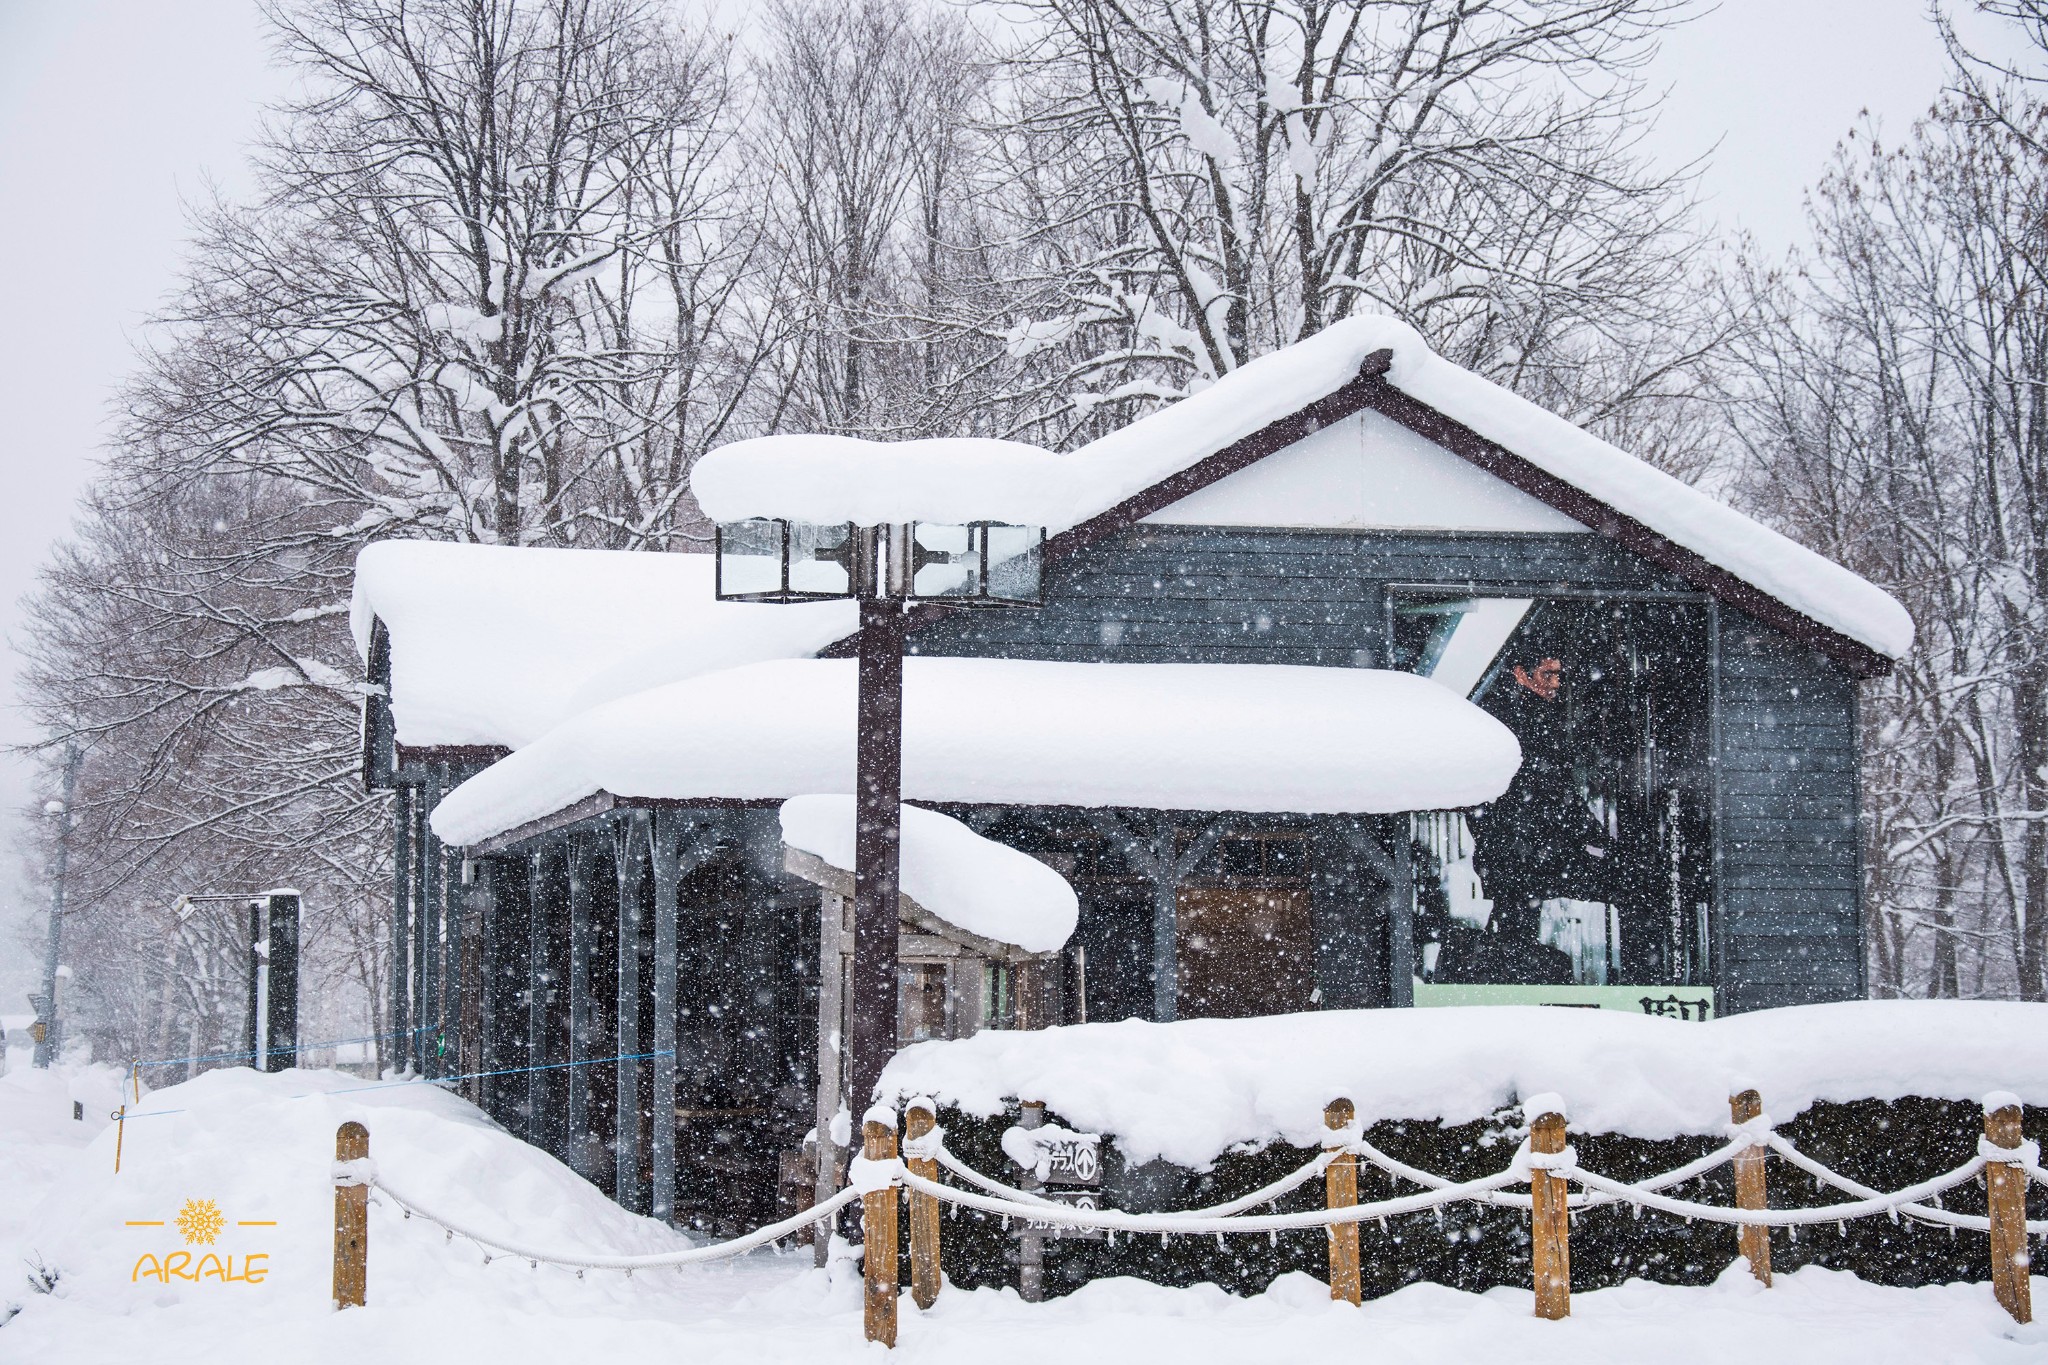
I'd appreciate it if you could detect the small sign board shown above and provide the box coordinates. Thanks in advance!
[1011,1188,1108,1241]
[1037,1131,1101,1187]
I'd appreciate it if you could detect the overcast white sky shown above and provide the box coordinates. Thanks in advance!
[0,0,2022,992]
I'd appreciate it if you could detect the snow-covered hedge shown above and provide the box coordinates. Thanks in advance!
[881,1002,2048,1169]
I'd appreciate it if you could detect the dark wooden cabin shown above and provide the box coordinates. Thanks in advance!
[353,323,1911,1230]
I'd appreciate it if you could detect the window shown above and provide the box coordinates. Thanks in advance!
[1392,592,1713,989]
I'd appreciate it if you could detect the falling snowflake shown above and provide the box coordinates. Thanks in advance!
[175,1198,225,1246]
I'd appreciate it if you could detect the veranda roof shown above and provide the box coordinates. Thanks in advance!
[427,657,1523,847]
[350,541,855,751]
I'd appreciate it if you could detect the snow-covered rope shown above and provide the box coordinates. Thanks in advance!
[1566,1153,1991,1228]
[1765,1132,2048,1236]
[896,1162,1527,1235]
[929,1137,1336,1218]
[368,1178,861,1272]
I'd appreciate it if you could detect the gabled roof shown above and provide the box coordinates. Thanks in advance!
[851,318,1910,677]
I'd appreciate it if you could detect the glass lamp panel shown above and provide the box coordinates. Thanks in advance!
[786,521,854,596]
[910,522,972,598]
[715,519,787,600]
[978,523,1044,605]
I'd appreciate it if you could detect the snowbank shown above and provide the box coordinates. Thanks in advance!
[879,1001,2048,1168]
[10,1067,689,1315]
[691,434,1078,527]
[350,541,854,750]
[780,795,1078,953]
[430,658,1522,845]
[1059,317,1913,661]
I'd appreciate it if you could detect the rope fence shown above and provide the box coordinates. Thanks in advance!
[329,1088,2048,1348]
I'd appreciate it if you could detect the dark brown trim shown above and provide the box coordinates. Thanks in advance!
[1358,378,1892,679]
[467,790,619,855]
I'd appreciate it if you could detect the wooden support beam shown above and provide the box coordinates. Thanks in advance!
[862,1112,900,1348]
[332,1122,369,1310]
[1389,833,1415,1008]
[525,848,547,1147]
[1325,1098,1361,1305]
[614,813,647,1214]
[906,1099,941,1311]
[422,766,444,1078]
[650,811,681,1224]
[566,835,593,1179]
[1986,1097,2033,1325]
[410,780,430,1075]
[1083,813,1227,1023]
[815,888,848,1268]
[1730,1090,1771,1285]
[390,786,410,1075]
[1529,1104,1571,1320]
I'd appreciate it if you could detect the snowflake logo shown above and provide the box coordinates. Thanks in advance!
[174,1198,225,1246]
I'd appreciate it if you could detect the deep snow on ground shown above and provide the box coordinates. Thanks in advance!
[3,1064,2044,1364]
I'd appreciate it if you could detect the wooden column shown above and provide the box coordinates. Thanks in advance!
[421,765,444,1078]
[1730,1089,1771,1285]
[650,811,681,1224]
[1986,1096,2033,1325]
[848,597,907,1114]
[390,785,410,1075]
[1016,1099,1047,1302]
[525,848,547,1146]
[332,1122,369,1309]
[862,1113,899,1348]
[410,781,430,1075]
[1388,831,1415,1007]
[566,836,593,1179]
[614,814,647,1213]
[1325,1098,1361,1305]
[905,1099,941,1310]
[1529,1103,1571,1320]
[815,889,849,1268]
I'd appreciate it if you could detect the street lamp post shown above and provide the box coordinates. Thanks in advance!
[32,742,83,1070]
[711,515,1046,1111]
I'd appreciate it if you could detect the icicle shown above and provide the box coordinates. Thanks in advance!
[1837,1220,1846,1236]
[402,1209,413,1220]
[528,1259,538,1270]
[482,1254,493,1266]
[1268,1230,1278,1248]
[1213,1233,1225,1249]
[445,1228,453,1244]
[623,1267,631,1279]
[576,1269,585,1280]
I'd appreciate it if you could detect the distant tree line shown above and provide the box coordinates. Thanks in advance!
[14,0,2045,1064]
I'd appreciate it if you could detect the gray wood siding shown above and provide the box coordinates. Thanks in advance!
[916,525,1865,1016]
[1716,609,1865,1013]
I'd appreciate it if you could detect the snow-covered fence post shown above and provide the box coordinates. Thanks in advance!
[332,1122,370,1310]
[905,1098,942,1310]
[1527,1098,1570,1320]
[1983,1093,2032,1325]
[1324,1098,1361,1305]
[862,1108,900,1348]
[1730,1090,1771,1285]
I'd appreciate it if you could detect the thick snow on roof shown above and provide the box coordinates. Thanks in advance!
[430,658,1521,845]
[780,795,1078,954]
[691,434,1078,527]
[880,1001,2048,1167]
[1061,317,1912,661]
[350,541,855,750]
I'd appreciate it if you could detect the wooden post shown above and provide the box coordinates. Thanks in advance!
[1528,1100,1570,1320]
[1016,1099,1046,1302]
[1730,1089,1771,1285]
[1325,1098,1361,1305]
[333,1121,369,1309]
[862,1114,899,1348]
[906,1099,942,1310]
[1985,1095,2033,1325]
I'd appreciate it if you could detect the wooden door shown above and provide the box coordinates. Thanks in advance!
[1175,887,1316,1019]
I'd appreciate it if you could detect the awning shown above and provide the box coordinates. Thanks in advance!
[428,657,1523,847]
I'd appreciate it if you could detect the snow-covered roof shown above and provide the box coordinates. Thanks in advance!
[780,795,1078,954]
[349,541,855,751]
[880,1000,2048,1168]
[691,434,1076,527]
[1053,317,1913,663]
[429,658,1521,846]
